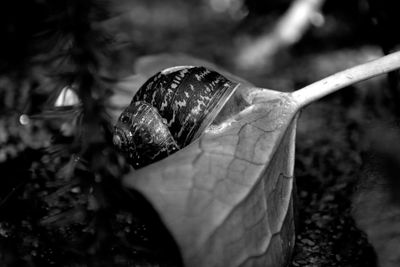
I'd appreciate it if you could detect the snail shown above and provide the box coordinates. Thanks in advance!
[113,66,241,169]
[113,53,400,267]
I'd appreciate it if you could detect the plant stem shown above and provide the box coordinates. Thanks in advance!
[291,50,400,109]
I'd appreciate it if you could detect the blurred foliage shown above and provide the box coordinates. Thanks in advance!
[367,0,400,115]
[0,0,182,266]
[0,0,400,266]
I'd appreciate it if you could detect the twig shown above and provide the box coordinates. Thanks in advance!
[236,0,325,69]
[291,50,400,109]
[0,181,26,210]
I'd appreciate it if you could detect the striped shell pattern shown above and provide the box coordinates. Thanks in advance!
[113,66,239,168]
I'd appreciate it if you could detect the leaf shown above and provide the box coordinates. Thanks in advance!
[117,51,400,266]
[123,78,299,267]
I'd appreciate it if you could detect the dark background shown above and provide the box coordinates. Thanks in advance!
[0,0,400,266]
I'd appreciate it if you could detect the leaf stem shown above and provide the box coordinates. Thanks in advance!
[291,50,400,109]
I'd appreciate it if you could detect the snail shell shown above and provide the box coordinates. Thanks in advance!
[114,66,240,168]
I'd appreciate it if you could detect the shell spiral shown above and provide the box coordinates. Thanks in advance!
[114,66,239,168]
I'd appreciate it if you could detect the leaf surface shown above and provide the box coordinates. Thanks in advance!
[124,84,299,267]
